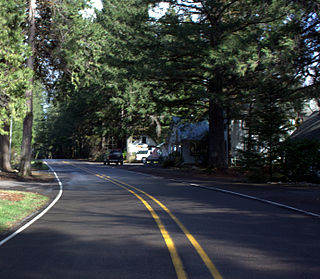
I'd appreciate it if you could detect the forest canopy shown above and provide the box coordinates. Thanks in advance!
[0,0,319,179]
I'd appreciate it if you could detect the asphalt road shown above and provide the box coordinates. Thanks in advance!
[0,159,319,279]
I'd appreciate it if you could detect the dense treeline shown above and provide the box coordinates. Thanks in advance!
[0,1,319,178]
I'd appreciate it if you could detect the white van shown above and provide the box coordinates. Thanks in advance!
[135,149,153,163]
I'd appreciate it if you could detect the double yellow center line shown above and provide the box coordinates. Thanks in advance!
[65,162,223,279]
[97,174,188,279]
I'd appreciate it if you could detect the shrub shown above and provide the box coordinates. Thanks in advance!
[161,151,184,168]
[280,140,320,182]
[31,160,49,170]
[237,149,266,170]
[244,167,269,183]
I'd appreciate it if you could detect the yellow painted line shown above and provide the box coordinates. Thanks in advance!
[101,177,188,279]
[104,175,223,279]
[67,163,221,278]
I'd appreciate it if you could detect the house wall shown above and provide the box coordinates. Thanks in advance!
[165,119,247,165]
[230,120,246,157]
[181,142,194,164]
[181,141,206,164]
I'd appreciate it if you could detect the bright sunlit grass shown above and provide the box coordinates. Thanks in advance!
[0,190,49,233]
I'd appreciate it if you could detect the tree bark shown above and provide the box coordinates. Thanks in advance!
[20,111,33,176]
[208,79,227,169]
[0,123,13,172]
[150,115,162,138]
[19,0,36,176]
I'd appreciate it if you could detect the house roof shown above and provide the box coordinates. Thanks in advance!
[175,120,209,141]
[290,111,320,141]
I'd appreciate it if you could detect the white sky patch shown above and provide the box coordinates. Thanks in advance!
[81,0,103,18]
[91,0,103,10]
[149,2,169,19]
[85,1,170,20]
[149,1,200,22]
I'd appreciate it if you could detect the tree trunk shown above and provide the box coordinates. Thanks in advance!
[20,112,33,176]
[208,79,227,169]
[0,123,13,172]
[208,99,227,169]
[19,0,36,177]
[244,102,254,152]
[150,115,162,138]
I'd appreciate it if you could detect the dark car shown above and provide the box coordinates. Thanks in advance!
[104,149,124,165]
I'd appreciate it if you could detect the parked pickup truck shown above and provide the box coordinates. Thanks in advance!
[104,149,124,165]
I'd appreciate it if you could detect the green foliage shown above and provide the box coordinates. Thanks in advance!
[281,140,320,183]
[239,139,320,183]
[143,0,320,168]
[0,0,31,132]
[0,190,49,233]
[31,160,49,170]
[162,151,184,168]
[32,82,49,159]
[28,0,320,167]
[238,150,265,169]
[34,0,91,91]
[35,0,173,158]
[244,168,269,183]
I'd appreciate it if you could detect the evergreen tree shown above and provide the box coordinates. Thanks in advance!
[19,0,90,175]
[31,0,319,165]
[94,0,164,149]
[20,0,37,176]
[146,0,319,168]
[0,0,31,172]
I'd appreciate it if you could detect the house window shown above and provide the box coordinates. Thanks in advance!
[190,141,202,156]
[190,142,198,155]
[142,136,147,144]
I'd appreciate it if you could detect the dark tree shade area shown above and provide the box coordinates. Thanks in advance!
[1,1,319,180]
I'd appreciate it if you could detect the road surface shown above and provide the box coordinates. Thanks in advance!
[0,159,319,278]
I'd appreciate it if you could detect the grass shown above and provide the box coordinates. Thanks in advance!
[0,190,49,234]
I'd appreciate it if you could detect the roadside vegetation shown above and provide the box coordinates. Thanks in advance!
[0,160,52,234]
[0,190,49,234]
[0,1,319,182]
[31,160,49,171]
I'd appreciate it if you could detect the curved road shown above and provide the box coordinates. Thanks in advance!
[0,159,319,278]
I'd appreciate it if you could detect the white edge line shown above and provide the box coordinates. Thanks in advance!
[0,161,63,246]
[98,165,320,219]
[192,184,320,219]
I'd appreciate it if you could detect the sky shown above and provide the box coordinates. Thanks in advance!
[91,0,103,10]
[90,0,169,18]
[80,0,102,18]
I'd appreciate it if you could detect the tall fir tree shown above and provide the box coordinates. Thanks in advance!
[19,0,90,175]
[0,0,31,172]
[20,0,37,176]
[146,0,319,168]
